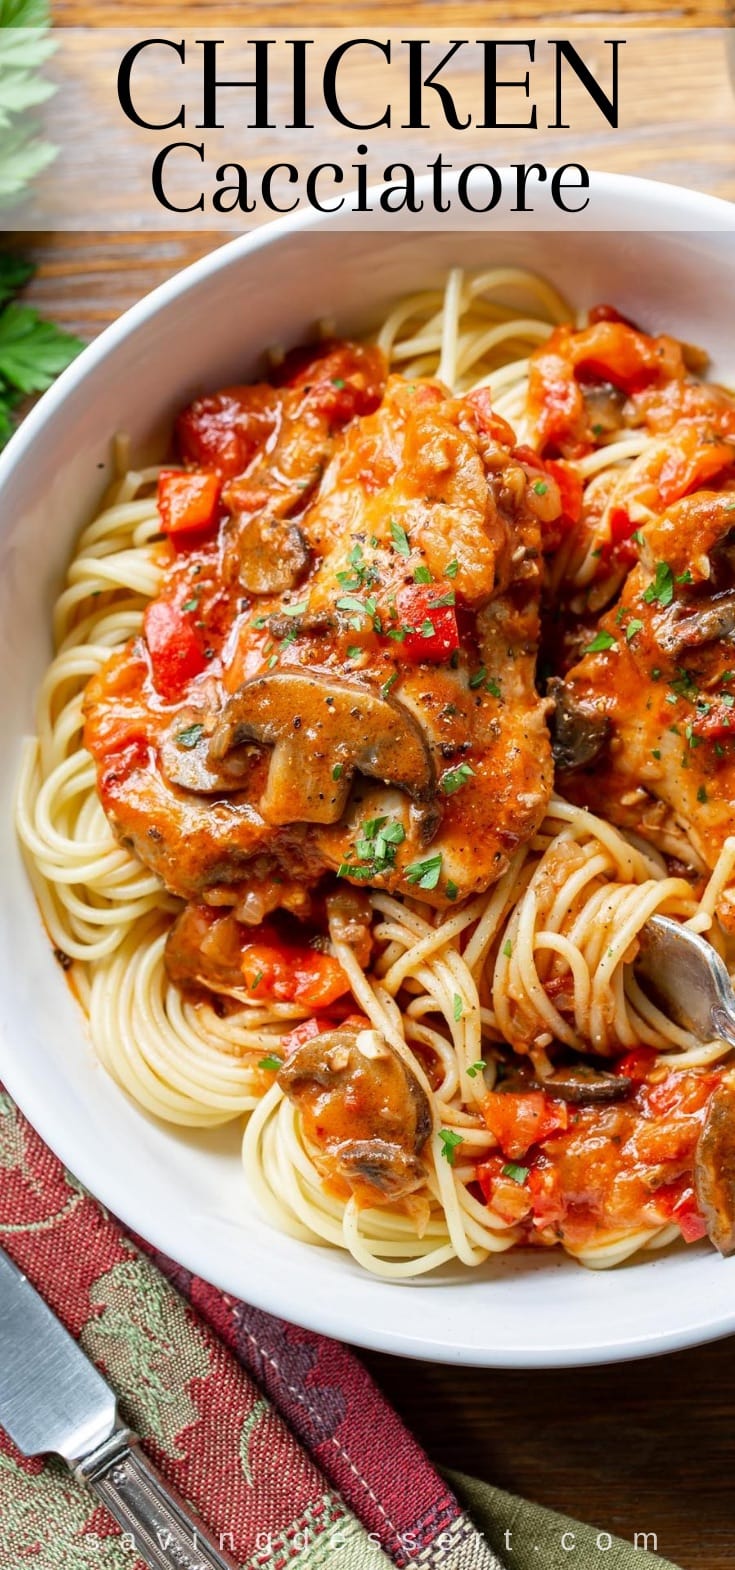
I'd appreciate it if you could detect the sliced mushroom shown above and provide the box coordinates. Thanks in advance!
[663,593,735,656]
[268,610,333,639]
[209,669,436,826]
[537,1066,632,1104]
[548,678,611,771]
[694,1073,735,1255]
[278,1024,431,1202]
[326,887,373,967]
[159,705,258,794]
[165,905,246,993]
[235,514,311,595]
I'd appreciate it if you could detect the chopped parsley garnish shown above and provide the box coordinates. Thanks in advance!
[338,815,405,882]
[420,618,436,638]
[405,852,443,890]
[533,479,548,496]
[281,600,308,617]
[631,530,644,546]
[253,614,269,628]
[250,970,264,991]
[336,543,379,593]
[469,666,488,689]
[502,938,513,959]
[438,1128,464,1165]
[181,596,200,614]
[336,593,379,630]
[387,626,407,642]
[175,723,205,749]
[466,1060,486,1079]
[584,629,616,654]
[428,590,455,608]
[441,762,475,795]
[651,748,661,759]
[445,559,459,578]
[486,677,502,699]
[446,879,459,901]
[381,671,398,698]
[453,993,463,1021]
[676,569,693,584]
[502,1162,529,1185]
[390,519,411,557]
[331,377,345,388]
[625,618,644,643]
[332,763,344,781]
[643,561,675,608]
[347,644,362,660]
[413,563,432,584]
[258,1054,283,1071]
[697,785,708,803]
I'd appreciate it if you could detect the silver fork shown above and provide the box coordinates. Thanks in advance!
[635,915,735,1045]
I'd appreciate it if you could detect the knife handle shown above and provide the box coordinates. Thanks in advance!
[77,1428,239,1570]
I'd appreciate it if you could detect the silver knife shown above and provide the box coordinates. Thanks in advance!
[0,1245,238,1570]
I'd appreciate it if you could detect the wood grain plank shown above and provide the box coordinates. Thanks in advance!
[51,1,731,22]
[362,1337,735,1570]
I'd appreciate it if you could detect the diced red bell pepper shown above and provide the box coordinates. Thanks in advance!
[239,930,349,1008]
[143,598,208,700]
[395,584,460,663]
[157,469,222,539]
[482,1091,569,1161]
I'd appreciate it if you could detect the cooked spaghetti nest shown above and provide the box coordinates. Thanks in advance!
[16,266,735,1279]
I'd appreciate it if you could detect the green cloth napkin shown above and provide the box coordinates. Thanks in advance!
[448,1469,682,1570]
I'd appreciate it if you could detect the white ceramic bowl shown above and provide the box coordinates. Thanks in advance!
[3,173,735,1367]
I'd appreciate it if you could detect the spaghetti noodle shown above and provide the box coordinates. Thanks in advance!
[16,267,735,1278]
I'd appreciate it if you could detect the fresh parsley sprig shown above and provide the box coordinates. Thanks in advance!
[0,252,84,449]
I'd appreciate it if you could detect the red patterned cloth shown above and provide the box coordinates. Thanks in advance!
[0,1087,502,1569]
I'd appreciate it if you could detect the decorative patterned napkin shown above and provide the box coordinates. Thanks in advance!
[0,1086,680,1570]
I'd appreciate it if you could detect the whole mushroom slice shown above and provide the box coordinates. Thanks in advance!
[278,1023,432,1203]
[210,669,436,826]
[694,1073,735,1256]
[662,593,735,656]
[159,706,258,795]
[537,1066,632,1104]
[548,677,611,771]
[235,514,311,595]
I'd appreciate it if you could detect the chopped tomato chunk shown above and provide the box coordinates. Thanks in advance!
[545,459,583,526]
[466,387,516,447]
[482,1090,569,1160]
[240,929,349,1007]
[672,1190,708,1243]
[157,469,222,539]
[692,697,735,741]
[615,1047,659,1084]
[143,598,208,700]
[395,584,460,663]
[281,1011,369,1057]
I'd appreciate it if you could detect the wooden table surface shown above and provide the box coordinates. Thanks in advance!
[13,4,735,1565]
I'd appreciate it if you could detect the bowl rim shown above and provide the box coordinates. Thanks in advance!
[4,168,735,1367]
